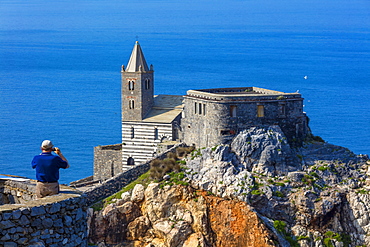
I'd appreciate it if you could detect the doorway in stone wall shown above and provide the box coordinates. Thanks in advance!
[127,157,135,166]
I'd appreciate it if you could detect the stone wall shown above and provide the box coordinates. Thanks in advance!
[1,143,187,246]
[94,144,122,182]
[86,143,186,205]
[0,179,88,247]
[0,179,36,205]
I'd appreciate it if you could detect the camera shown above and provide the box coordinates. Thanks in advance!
[52,147,57,151]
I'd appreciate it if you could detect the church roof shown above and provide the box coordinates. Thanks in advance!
[142,95,183,123]
[125,41,150,72]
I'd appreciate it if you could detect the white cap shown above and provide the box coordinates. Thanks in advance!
[41,140,54,150]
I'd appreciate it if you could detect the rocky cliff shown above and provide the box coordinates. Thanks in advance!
[88,126,370,247]
[89,184,276,247]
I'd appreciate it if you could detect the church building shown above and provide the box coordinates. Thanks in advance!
[93,41,309,181]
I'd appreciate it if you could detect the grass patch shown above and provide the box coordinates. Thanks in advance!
[251,189,263,195]
[273,220,299,247]
[104,171,151,207]
[318,166,328,172]
[357,189,368,194]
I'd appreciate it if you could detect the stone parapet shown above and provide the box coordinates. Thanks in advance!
[0,179,36,205]
[0,178,87,246]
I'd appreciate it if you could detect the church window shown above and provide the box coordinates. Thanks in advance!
[129,100,135,109]
[131,127,135,139]
[279,104,286,116]
[129,81,134,90]
[230,105,237,117]
[199,103,202,115]
[127,157,134,166]
[203,104,206,115]
[145,79,150,90]
[257,105,264,117]
[154,128,159,140]
[194,102,197,114]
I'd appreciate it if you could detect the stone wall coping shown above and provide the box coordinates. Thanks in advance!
[186,87,302,101]
[0,179,84,212]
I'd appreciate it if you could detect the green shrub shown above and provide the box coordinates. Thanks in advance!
[323,238,334,247]
[273,191,284,198]
[251,190,263,195]
[357,189,368,194]
[273,220,286,233]
[150,157,180,180]
[177,160,186,165]
[273,220,299,247]
[318,166,328,172]
[322,231,351,247]
[333,233,351,247]
[297,235,310,241]
[310,171,320,178]
[275,182,285,187]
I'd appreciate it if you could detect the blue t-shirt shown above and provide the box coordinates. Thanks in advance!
[31,152,68,182]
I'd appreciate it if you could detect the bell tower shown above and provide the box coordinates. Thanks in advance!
[121,41,154,121]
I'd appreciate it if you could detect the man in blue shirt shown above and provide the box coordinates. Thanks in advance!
[32,140,69,198]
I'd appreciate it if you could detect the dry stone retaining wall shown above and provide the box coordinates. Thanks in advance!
[0,180,36,205]
[0,179,88,247]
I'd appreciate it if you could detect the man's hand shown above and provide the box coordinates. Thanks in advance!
[54,147,62,155]
[54,147,69,167]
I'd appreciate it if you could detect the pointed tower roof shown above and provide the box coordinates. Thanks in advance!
[125,41,150,72]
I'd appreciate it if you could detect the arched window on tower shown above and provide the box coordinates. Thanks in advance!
[128,81,134,90]
[129,100,135,109]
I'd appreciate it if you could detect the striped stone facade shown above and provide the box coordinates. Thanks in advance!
[122,122,173,170]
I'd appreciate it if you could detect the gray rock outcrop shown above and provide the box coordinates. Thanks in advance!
[88,125,370,247]
[184,126,370,246]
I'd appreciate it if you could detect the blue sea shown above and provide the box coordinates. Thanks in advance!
[1,0,369,184]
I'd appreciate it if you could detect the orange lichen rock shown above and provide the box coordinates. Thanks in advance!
[202,192,277,247]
